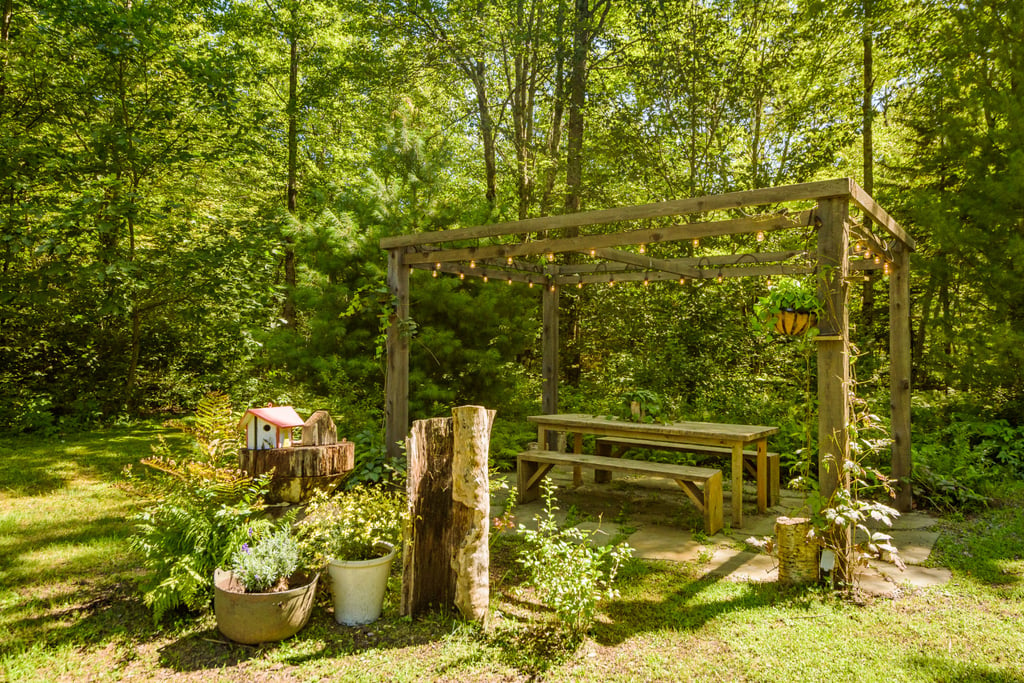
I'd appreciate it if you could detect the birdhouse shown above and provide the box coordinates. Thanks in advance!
[238,406,305,450]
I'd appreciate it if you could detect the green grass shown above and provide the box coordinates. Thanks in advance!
[2,425,1024,681]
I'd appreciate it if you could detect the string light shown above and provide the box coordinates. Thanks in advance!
[547,252,554,262]
[482,274,488,283]
[638,244,646,254]
[756,231,765,242]
[864,250,872,259]
[883,262,891,275]
[577,281,583,289]
[716,270,724,283]
[507,256,513,265]
[853,241,863,253]
[766,276,772,287]
[549,283,556,292]
[469,260,476,268]
[459,271,465,280]
[643,276,650,286]
[679,277,686,285]
[435,262,441,269]
[874,255,882,265]
[507,277,512,285]
[608,276,615,287]
[589,249,596,257]
[432,269,438,278]
[692,238,700,247]
[528,278,534,288]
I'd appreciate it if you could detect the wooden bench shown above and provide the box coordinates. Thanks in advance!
[517,450,723,535]
[596,436,781,507]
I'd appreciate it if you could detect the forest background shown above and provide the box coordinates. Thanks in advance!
[2,0,1022,491]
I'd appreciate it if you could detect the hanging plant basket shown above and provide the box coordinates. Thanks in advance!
[772,309,817,336]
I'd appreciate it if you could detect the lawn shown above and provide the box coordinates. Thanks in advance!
[2,425,1023,682]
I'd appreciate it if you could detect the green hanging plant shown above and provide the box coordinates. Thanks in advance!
[752,278,821,336]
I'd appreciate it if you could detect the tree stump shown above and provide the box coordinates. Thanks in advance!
[402,405,495,624]
[775,516,819,586]
[238,441,354,504]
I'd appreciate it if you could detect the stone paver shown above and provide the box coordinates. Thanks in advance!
[626,526,712,562]
[705,547,778,582]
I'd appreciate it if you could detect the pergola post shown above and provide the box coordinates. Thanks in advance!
[385,248,410,463]
[815,198,851,499]
[889,242,912,511]
[816,196,852,581]
[542,282,559,449]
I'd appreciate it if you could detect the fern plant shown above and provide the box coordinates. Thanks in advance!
[129,472,271,622]
[164,390,240,467]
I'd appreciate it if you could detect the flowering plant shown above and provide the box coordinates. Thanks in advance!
[297,486,406,566]
[229,524,301,593]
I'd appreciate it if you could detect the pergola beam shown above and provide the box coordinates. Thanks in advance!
[403,212,810,266]
[382,179,848,249]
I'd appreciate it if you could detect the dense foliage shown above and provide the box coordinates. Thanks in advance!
[2,0,1022,500]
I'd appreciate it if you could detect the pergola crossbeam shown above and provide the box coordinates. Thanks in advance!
[381,178,849,249]
[403,212,811,267]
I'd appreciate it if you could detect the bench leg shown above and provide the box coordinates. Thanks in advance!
[595,440,613,484]
[518,458,553,503]
[703,470,723,535]
[731,442,744,528]
[572,433,583,487]
[769,452,780,507]
[756,439,768,514]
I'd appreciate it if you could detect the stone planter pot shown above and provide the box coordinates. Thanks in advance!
[213,569,319,644]
[327,543,397,626]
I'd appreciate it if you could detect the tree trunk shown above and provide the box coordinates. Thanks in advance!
[1,0,12,101]
[283,29,299,329]
[471,60,497,206]
[860,0,877,340]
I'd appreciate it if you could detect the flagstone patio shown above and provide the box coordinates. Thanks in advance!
[492,467,951,598]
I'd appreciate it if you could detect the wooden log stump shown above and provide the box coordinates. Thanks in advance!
[402,405,494,624]
[238,441,354,504]
[775,516,819,586]
[301,410,337,446]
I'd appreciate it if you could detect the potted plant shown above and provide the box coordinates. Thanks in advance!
[752,277,820,336]
[213,523,319,645]
[297,486,405,625]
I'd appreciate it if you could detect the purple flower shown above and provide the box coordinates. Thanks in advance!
[241,543,250,554]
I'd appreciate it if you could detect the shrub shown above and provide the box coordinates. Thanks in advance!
[516,481,631,637]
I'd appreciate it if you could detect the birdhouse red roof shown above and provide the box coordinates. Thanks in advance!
[238,406,305,430]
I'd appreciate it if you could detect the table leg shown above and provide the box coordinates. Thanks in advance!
[731,442,744,528]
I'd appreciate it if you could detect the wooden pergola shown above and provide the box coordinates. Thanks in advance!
[380,178,914,510]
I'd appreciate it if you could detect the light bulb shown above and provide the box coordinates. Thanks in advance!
[482,275,488,283]
[547,253,554,262]
[589,249,596,257]
[693,238,700,247]
[756,231,765,242]
[528,280,534,288]
[883,262,891,275]
[639,244,646,254]
[470,260,476,268]
[507,256,513,265]
[432,270,438,278]
[459,272,465,280]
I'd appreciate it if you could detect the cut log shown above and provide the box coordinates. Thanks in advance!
[775,516,819,585]
[238,441,354,504]
[402,406,494,625]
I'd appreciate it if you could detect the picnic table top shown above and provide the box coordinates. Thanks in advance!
[526,413,779,443]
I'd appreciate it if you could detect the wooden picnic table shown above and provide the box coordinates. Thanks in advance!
[527,413,779,528]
